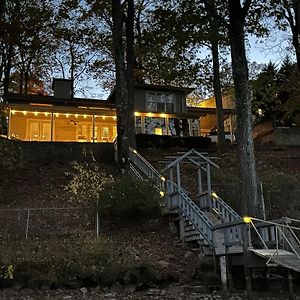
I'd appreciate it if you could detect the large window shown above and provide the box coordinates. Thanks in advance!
[146,92,175,112]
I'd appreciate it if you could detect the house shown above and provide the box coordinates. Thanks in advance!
[0,79,235,143]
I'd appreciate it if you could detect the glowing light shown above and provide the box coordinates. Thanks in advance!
[66,113,69,118]
[34,111,38,116]
[113,116,117,120]
[102,116,106,119]
[134,112,139,116]
[133,149,137,154]
[243,216,252,224]
[161,176,166,182]
[75,114,78,118]
[23,111,27,115]
[160,113,166,118]
[11,110,15,115]
[147,113,153,117]
[55,113,59,117]
[44,112,49,116]
[211,192,218,199]
[30,103,53,107]
[84,115,87,118]
[160,191,165,197]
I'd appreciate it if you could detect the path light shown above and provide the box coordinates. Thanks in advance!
[243,216,252,223]
[161,176,166,182]
[211,192,218,199]
[160,191,165,197]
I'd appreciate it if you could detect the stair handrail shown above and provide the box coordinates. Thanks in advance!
[246,217,300,261]
[210,191,241,221]
[129,147,165,191]
[199,190,241,222]
[177,189,214,246]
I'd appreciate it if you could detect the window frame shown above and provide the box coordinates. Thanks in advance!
[146,91,175,113]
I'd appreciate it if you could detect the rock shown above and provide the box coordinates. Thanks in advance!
[80,287,88,298]
[184,251,194,259]
[157,260,170,268]
[104,292,117,298]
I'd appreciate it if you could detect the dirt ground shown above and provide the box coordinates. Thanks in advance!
[0,144,299,299]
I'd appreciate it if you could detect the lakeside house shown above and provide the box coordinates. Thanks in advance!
[0,79,235,143]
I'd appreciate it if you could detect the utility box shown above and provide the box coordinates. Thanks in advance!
[53,78,73,99]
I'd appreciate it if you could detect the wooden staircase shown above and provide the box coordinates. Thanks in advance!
[128,147,300,276]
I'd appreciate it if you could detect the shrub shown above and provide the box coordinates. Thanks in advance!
[0,139,23,169]
[98,176,160,222]
[65,162,114,204]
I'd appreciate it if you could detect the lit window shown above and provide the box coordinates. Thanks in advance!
[146,92,175,112]
[154,128,163,135]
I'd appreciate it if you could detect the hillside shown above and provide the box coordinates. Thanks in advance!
[0,140,299,299]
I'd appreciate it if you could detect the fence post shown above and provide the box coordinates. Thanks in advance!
[96,200,100,238]
[25,209,31,239]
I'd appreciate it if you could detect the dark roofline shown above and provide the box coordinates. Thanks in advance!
[3,93,115,109]
[187,106,235,115]
[106,83,194,103]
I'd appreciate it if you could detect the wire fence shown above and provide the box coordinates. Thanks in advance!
[0,206,96,239]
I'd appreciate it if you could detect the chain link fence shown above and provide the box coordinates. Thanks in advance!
[0,206,96,239]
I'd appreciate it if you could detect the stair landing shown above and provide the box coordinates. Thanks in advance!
[251,249,300,272]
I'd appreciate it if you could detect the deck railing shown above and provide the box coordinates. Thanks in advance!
[199,190,241,222]
[248,218,300,259]
[170,189,214,246]
[129,147,165,192]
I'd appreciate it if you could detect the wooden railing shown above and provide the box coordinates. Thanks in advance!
[199,191,241,222]
[171,189,214,246]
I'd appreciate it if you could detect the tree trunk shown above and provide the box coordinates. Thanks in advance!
[112,0,130,172]
[205,1,226,152]
[126,0,136,148]
[228,0,260,217]
[293,2,300,72]
[3,44,13,95]
[211,39,226,152]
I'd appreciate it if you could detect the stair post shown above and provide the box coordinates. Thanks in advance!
[179,217,185,243]
[219,255,228,293]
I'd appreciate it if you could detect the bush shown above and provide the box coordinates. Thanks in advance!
[65,161,114,204]
[0,139,23,169]
[98,176,160,222]
[135,134,211,149]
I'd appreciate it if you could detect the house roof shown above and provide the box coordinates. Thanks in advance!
[187,106,235,115]
[107,83,194,103]
[3,93,115,109]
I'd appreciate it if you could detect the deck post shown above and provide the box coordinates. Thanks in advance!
[219,255,228,293]
[242,224,253,300]
[50,112,54,141]
[8,110,11,138]
[226,255,233,292]
[92,115,95,142]
[170,167,174,193]
[176,163,181,190]
[179,217,185,243]
[288,269,294,300]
